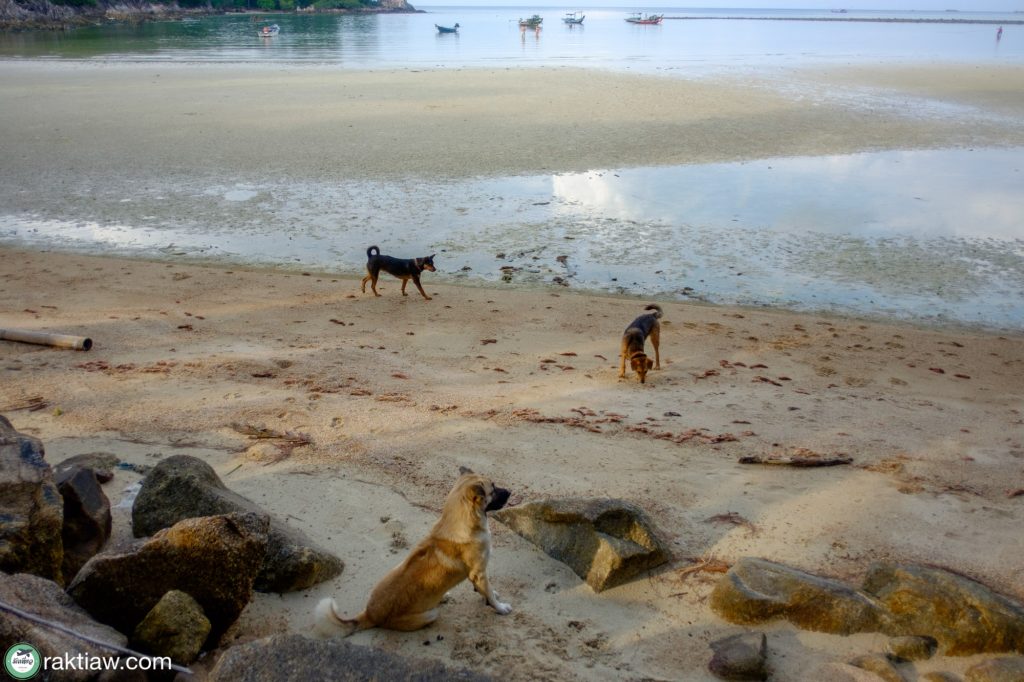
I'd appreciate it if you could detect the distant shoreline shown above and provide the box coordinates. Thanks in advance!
[666,16,1022,25]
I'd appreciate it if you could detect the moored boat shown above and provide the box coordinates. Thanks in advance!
[625,13,663,25]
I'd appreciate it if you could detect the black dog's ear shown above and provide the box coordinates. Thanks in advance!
[459,466,474,476]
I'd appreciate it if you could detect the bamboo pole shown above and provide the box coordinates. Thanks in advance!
[0,328,92,351]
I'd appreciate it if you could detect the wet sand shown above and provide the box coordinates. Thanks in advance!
[2,61,1024,679]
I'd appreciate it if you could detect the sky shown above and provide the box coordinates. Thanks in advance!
[413,1,1022,10]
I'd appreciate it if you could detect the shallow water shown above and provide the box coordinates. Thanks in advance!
[4,148,1023,330]
[0,7,1021,74]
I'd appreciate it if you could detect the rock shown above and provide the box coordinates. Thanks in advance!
[863,563,1024,655]
[55,452,120,484]
[812,662,899,681]
[492,498,670,592]
[885,635,938,661]
[965,656,1024,682]
[56,464,112,582]
[921,673,963,682]
[132,454,343,593]
[132,590,211,665]
[848,653,907,682]
[710,557,888,635]
[209,633,491,681]
[0,415,64,584]
[0,573,127,682]
[708,631,768,681]
[68,512,268,644]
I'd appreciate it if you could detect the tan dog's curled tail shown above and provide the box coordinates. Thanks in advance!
[644,303,663,318]
[313,597,361,638]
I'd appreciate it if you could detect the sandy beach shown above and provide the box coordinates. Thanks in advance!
[1,62,1024,679]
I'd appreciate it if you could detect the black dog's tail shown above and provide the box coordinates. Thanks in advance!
[367,245,380,258]
[644,304,663,319]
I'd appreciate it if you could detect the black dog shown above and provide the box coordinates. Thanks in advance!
[361,246,436,301]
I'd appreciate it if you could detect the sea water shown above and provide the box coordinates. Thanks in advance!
[1,9,1023,328]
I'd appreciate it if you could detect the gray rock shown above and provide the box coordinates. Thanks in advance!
[885,635,938,661]
[848,653,907,682]
[964,656,1024,682]
[708,631,768,681]
[492,498,670,592]
[710,557,888,635]
[68,512,268,644]
[56,464,112,582]
[0,415,64,584]
[0,573,127,682]
[209,633,491,681]
[132,454,343,593]
[55,452,120,484]
[132,589,211,665]
[863,563,1024,655]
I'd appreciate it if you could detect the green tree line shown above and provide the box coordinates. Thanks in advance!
[46,0,379,12]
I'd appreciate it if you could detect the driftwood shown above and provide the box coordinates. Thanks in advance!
[738,454,852,467]
[0,328,92,351]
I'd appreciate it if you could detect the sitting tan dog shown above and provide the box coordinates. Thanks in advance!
[315,468,512,634]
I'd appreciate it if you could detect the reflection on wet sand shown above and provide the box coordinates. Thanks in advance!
[2,148,1022,330]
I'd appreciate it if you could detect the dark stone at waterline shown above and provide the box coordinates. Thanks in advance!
[132,454,343,593]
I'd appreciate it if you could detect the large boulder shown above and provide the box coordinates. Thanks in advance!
[68,512,268,644]
[56,464,112,582]
[0,415,64,584]
[132,455,342,593]
[710,557,889,635]
[132,589,211,666]
[209,633,491,681]
[0,573,127,682]
[863,563,1024,655]
[493,498,670,592]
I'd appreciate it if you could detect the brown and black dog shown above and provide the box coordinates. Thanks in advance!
[361,245,436,301]
[314,468,512,635]
[619,303,663,384]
